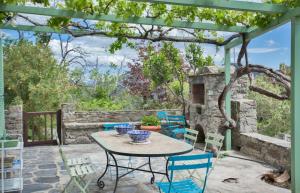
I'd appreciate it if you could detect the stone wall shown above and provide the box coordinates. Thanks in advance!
[62,103,181,144]
[231,99,257,148]
[5,105,23,135]
[239,133,290,170]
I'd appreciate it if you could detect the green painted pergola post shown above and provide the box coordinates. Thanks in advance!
[225,48,231,151]
[0,38,4,137]
[291,16,300,193]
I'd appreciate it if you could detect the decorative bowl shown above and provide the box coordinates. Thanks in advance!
[127,130,151,143]
[115,124,134,135]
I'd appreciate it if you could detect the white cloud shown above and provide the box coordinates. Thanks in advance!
[49,36,138,69]
[0,31,13,39]
[266,39,276,47]
[247,47,281,54]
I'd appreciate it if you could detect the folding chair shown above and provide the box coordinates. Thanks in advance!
[204,132,225,164]
[157,111,168,124]
[156,153,213,193]
[184,128,199,148]
[189,132,224,180]
[160,113,187,138]
[56,137,92,167]
[57,138,96,193]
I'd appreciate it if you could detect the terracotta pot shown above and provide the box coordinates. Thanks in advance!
[140,125,161,132]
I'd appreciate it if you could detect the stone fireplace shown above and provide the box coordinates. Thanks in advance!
[189,66,257,147]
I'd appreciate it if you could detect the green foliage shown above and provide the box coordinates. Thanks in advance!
[248,76,291,136]
[185,43,214,74]
[10,96,23,105]
[143,49,171,86]
[141,115,160,126]
[279,63,291,76]
[4,40,71,111]
[78,98,127,111]
[169,80,189,98]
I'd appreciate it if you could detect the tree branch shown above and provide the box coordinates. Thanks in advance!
[218,64,291,129]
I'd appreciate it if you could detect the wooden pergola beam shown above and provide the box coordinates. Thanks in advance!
[0,4,251,33]
[128,0,288,14]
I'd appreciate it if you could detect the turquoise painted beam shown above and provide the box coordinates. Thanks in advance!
[224,48,231,151]
[225,7,300,49]
[291,16,300,193]
[0,4,251,33]
[129,0,288,14]
[0,38,4,137]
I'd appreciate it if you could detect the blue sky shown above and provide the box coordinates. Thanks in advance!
[1,22,291,71]
[245,22,291,69]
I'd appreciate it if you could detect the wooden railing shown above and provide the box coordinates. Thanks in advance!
[23,110,61,146]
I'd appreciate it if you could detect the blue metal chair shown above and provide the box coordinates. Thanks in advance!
[167,115,187,138]
[167,115,186,126]
[157,112,187,138]
[157,111,168,121]
[156,153,213,193]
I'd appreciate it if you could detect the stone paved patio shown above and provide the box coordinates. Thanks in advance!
[23,144,291,193]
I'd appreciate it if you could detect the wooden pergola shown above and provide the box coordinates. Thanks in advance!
[0,1,299,192]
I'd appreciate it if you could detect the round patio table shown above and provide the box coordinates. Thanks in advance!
[91,130,193,193]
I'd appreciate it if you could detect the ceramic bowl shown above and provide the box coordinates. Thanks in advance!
[115,124,133,135]
[127,130,151,142]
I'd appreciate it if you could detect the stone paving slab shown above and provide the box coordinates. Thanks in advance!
[22,144,291,193]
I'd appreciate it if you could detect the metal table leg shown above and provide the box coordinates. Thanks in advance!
[110,153,119,193]
[97,150,109,189]
[97,153,170,193]
[148,157,155,184]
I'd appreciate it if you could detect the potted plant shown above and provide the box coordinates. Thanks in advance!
[140,115,161,132]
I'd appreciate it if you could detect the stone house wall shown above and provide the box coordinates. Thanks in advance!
[5,105,23,135]
[61,103,181,144]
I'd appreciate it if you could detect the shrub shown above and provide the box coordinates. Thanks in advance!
[141,115,160,126]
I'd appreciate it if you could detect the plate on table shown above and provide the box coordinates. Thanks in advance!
[129,140,151,145]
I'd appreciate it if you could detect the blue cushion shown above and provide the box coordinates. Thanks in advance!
[156,178,203,193]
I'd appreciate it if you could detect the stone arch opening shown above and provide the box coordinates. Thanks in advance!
[195,124,205,143]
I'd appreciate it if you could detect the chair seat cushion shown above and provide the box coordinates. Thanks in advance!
[156,178,203,193]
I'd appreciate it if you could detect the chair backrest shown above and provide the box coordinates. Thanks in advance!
[184,128,199,148]
[157,111,168,121]
[167,115,186,126]
[204,132,224,161]
[55,133,71,175]
[167,153,213,193]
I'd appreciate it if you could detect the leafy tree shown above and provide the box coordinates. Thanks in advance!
[4,40,71,111]
[185,43,214,75]
[123,61,152,102]
[142,42,189,114]
[279,63,291,76]
[248,76,291,136]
